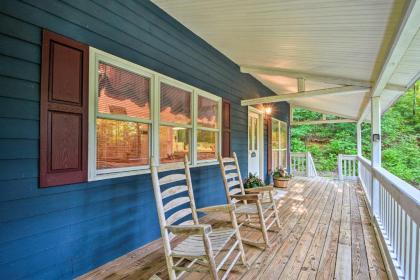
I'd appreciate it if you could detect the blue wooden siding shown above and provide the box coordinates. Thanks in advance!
[0,1,289,279]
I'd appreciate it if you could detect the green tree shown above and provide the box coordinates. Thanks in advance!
[291,81,419,187]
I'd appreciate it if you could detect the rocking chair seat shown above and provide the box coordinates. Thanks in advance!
[234,202,273,214]
[172,228,236,258]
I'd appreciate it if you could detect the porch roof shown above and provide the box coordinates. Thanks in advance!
[153,0,420,120]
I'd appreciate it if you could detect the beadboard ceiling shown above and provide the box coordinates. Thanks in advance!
[153,0,419,120]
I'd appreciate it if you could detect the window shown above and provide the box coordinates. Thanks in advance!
[89,48,221,180]
[95,61,151,172]
[272,118,288,170]
[159,82,192,163]
[197,94,220,161]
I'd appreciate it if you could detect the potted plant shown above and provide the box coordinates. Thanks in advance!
[273,168,292,188]
[243,173,264,189]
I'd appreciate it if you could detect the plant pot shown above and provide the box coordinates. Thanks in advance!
[273,178,290,188]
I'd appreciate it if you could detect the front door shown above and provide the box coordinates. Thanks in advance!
[248,111,261,177]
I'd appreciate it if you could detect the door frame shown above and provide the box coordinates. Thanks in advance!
[248,106,265,180]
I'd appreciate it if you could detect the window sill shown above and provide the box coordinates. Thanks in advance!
[88,161,220,181]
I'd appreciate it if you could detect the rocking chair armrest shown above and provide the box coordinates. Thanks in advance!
[245,186,274,193]
[230,194,262,202]
[166,224,212,235]
[197,203,235,213]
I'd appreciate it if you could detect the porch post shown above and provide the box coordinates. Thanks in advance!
[356,121,362,156]
[356,121,362,179]
[371,96,381,216]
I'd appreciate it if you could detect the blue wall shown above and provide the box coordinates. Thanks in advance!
[0,1,289,279]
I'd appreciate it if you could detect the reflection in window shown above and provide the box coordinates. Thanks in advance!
[160,126,190,163]
[272,119,288,169]
[97,62,150,119]
[160,83,191,124]
[248,116,252,150]
[280,122,287,149]
[197,130,217,160]
[97,119,149,169]
[197,96,218,128]
[272,121,279,149]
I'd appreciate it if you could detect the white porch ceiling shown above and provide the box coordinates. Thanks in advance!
[153,0,419,120]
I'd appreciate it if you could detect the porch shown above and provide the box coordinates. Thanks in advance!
[79,176,386,280]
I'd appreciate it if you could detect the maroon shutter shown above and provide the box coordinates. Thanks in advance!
[267,117,273,174]
[40,30,89,187]
[222,99,231,157]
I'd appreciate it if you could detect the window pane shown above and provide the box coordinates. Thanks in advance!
[197,130,217,161]
[253,117,258,150]
[280,122,288,149]
[248,116,252,150]
[160,83,191,124]
[197,96,218,128]
[97,62,150,119]
[97,119,149,169]
[273,151,279,170]
[272,120,279,149]
[280,150,287,168]
[160,126,190,163]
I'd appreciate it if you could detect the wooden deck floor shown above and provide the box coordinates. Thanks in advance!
[79,177,388,280]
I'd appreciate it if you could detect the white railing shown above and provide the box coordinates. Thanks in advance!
[338,154,358,180]
[291,152,317,177]
[357,155,420,280]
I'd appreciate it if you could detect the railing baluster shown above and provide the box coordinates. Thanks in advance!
[350,154,420,279]
[396,204,401,264]
[405,217,412,278]
[410,222,418,279]
[401,211,406,275]
[391,197,395,249]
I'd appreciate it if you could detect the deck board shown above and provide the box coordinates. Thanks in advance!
[77,177,388,280]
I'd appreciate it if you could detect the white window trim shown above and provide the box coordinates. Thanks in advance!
[88,47,221,181]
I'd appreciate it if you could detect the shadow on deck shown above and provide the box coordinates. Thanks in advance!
[78,177,387,280]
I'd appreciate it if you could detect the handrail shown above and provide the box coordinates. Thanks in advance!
[337,154,358,180]
[290,152,317,177]
[356,155,420,279]
[307,153,318,177]
[372,165,420,224]
[357,154,371,170]
[357,155,420,224]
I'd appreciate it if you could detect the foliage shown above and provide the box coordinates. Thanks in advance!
[244,173,264,189]
[291,82,419,187]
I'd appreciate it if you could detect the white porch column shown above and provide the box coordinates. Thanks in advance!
[356,121,362,180]
[356,121,362,156]
[371,96,381,216]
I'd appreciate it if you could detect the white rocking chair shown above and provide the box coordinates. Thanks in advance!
[218,152,281,248]
[150,156,248,280]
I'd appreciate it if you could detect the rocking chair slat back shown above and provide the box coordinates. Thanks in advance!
[151,157,199,232]
[166,208,193,225]
[159,173,187,185]
[162,185,189,199]
[164,196,191,212]
[218,153,245,204]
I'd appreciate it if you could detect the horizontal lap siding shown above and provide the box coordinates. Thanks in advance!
[0,1,289,279]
